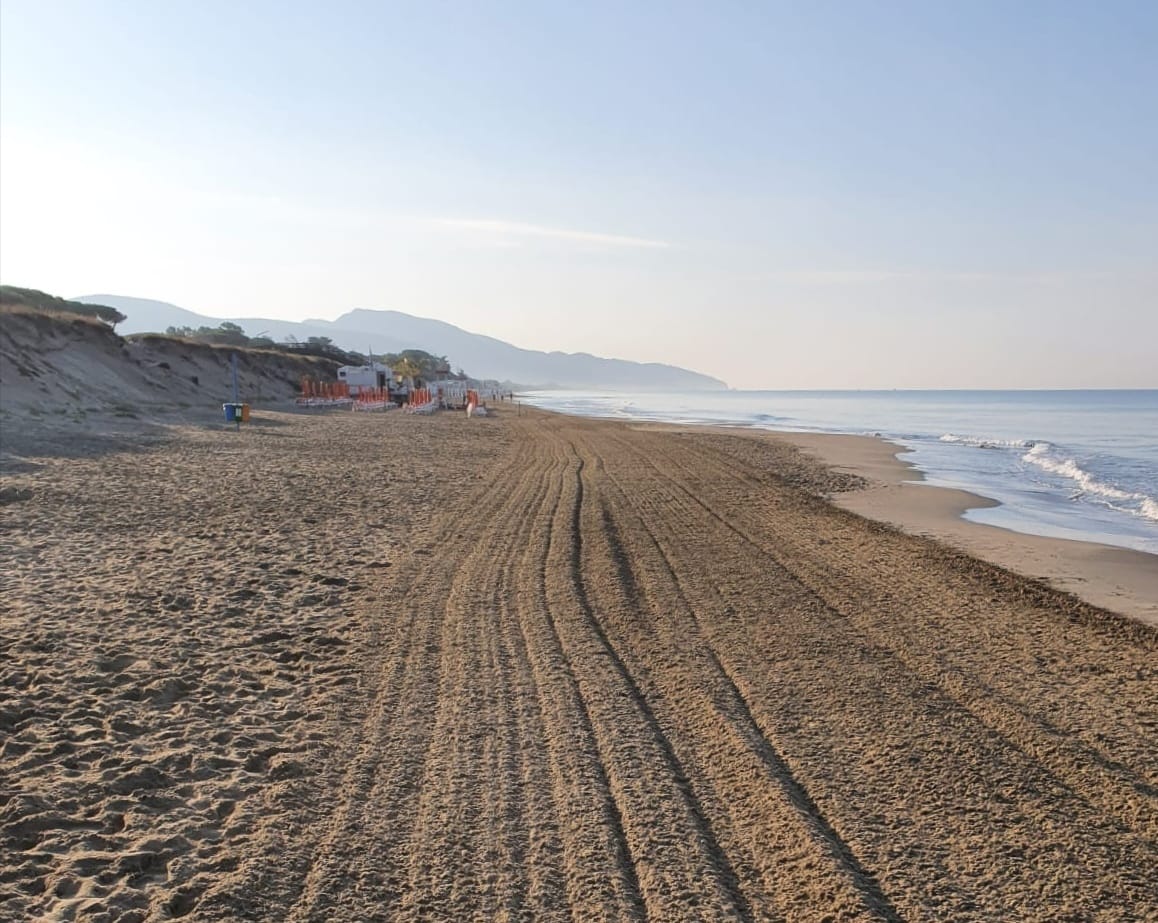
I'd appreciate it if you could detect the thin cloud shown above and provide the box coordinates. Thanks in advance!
[761,270,1142,285]
[433,218,670,249]
[762,270,1000,284]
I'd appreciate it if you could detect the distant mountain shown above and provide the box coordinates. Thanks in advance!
[75,295,414,357]
[76,294,208,333]
[76,295,727,390]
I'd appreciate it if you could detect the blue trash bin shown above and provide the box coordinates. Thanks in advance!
[223,403,236,422]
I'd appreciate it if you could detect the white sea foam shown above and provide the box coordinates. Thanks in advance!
[1021,442,1158,521]
[939,433,1036,449]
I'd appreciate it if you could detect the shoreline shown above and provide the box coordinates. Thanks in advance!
[627,419,1157,626]
[764,430,1158,627]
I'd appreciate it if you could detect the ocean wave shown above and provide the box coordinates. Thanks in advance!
[1021,443,1158,522]
[939,433,1036,449]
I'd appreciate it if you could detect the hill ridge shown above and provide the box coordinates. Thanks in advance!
[76,295,727,391]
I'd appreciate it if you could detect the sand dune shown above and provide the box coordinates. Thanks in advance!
[0,306,334,423]
[1,408,1155,921]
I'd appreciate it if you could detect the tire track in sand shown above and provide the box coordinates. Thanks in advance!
[552,437,756,922]
[398,430,572,920]
[602,422,1157,916]
[508,432,647,922]
[196,409,1155,921]
[670,429,1157,786]
[284,437,545,921]
[579,436,901,921]
[653,429,1158,845]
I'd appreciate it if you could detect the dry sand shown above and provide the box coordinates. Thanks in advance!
[1,406,1156,921]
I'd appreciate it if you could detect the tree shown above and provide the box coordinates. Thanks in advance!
[382,349,455,381]
[88,303,126,329]
[392,357,421,381]
[163,322,250,346]
[201,322,249,347]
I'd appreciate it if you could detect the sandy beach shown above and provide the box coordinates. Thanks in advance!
[2,405,1156,921]
[772,431,1158,627]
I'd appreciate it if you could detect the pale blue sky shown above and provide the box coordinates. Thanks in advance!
[2,0,1155,388]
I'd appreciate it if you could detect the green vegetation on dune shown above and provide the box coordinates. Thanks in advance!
[164,321,279,349]
[163,327,456,379]
[0,285,126,328]
[161,325,362,366]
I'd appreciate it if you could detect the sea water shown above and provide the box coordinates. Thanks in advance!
[521,390,1158,555]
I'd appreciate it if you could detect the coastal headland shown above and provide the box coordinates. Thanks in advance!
[2,403,1155,920]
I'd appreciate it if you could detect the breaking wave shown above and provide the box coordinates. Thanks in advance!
[938,433,1036,449]
[1021,442,1158,522]
[935,434,1158,523]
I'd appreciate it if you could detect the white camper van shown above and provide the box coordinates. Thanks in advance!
[336,361,392,395]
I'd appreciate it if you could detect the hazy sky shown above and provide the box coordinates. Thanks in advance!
[2,1,1155,389]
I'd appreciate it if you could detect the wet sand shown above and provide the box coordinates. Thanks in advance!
[1,407,1155,921]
